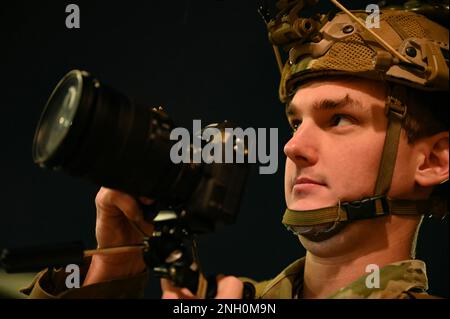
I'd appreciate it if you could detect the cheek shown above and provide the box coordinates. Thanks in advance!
[327,134,385,197]
[389,137,417,195]
[284,158,295,196]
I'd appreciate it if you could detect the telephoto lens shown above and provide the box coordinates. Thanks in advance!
[33,70,194,203]
[32,70,249,233]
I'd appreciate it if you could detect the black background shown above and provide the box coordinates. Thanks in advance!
[0,0,448,298]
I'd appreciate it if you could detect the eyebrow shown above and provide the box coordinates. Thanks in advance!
[286,94,363,117]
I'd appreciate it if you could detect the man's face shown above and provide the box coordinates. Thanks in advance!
[284,78,400,212]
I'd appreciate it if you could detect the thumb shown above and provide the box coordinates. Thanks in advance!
[160,278,197,299]
[214,275,243,299]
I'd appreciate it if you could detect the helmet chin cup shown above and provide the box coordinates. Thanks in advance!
[287,221,349,242]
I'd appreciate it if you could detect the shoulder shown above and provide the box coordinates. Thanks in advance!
[238,257,305,299]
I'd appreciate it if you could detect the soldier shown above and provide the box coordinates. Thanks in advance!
[22,0,448,298]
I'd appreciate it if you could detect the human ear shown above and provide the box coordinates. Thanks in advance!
[415,132,449,187]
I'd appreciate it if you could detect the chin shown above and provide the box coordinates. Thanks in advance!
[298,230,349,257]
[288,197,336,211]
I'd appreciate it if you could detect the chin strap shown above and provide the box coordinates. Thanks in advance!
[282,85,446,228]
[282,196,441,227]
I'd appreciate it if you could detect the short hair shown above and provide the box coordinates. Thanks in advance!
[401,88,449,144]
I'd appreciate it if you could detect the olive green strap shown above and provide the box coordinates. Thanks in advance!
[283,198,431,227]
[389,199,431,215]
[374,86,407,196]
[282,197,387,226]
[283,205,348,226]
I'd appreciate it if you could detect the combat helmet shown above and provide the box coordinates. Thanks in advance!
[260,0,449,241]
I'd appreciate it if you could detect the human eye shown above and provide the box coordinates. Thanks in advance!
[330,114,355,127]
[289,119,302,133]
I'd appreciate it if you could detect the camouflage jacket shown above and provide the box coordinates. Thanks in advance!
[21,257,438,299]
[240,258,438,299]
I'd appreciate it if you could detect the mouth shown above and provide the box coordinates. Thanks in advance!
[295,177,326,185]
[292,177,326,193]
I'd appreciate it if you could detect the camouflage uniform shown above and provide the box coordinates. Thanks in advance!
[241,258,436,299]
[21,257,439,299]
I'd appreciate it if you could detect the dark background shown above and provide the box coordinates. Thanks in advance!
[0,0,447,298]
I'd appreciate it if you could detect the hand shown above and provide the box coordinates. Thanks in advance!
[161,275,243,299]
[83,187,155,286]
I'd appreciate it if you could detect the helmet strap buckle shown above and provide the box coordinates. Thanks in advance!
[342,195,389,221]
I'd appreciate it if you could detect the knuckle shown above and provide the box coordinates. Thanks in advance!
[95,188,108,206]
[162,292,178,299]
[95,188,120,209]
[218,275,243,290]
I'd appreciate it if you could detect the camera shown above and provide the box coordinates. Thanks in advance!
[32,69,250,234]
[13,69,253,297]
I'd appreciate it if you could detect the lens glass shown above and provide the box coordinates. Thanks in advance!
[35,72,82,161]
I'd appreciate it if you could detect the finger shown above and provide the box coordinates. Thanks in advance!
[215,275,243,299]
[129,220,154,238]
[162,290,196,299]
[161,278,197,299]
[96,188,145,222]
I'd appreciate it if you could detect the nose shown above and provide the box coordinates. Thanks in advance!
[284,121,319,167]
